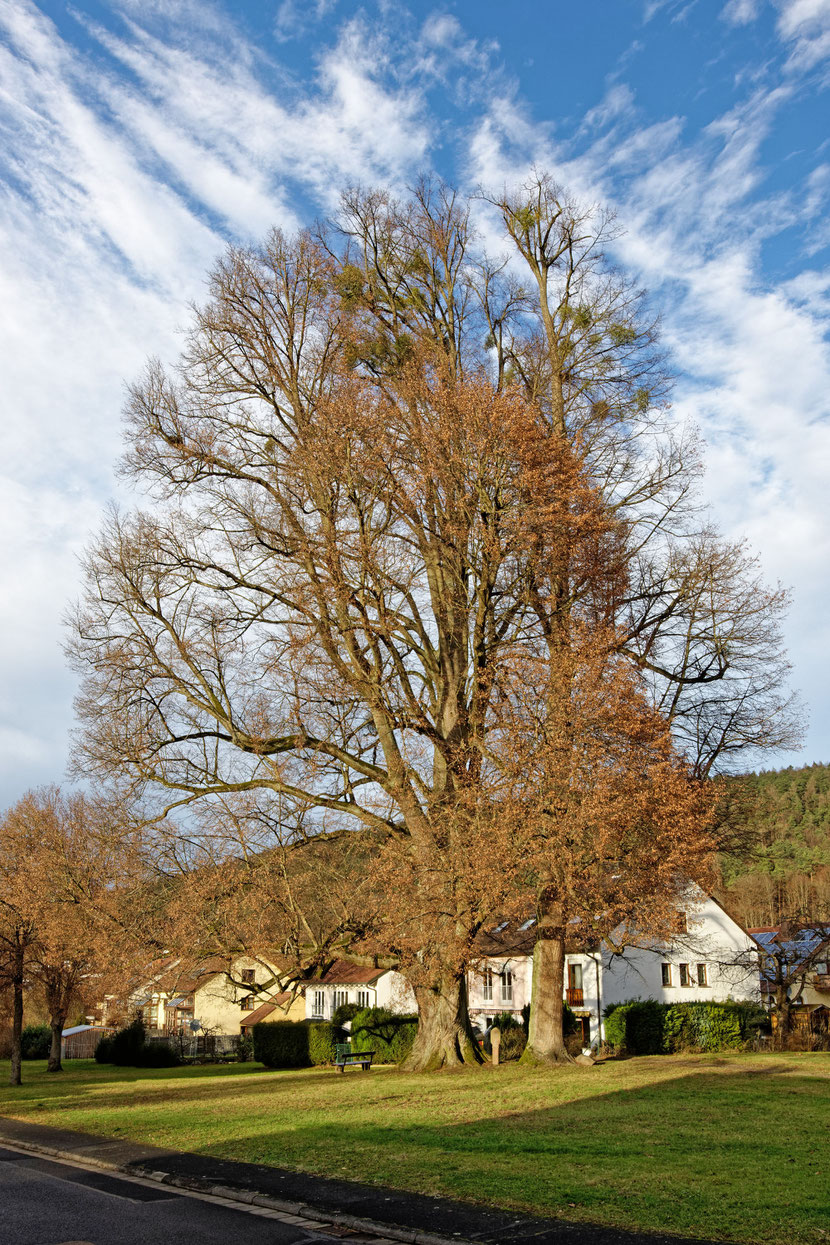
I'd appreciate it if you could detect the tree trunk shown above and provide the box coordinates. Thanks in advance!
[47,1015,64,1073]
[402,973,484,1071]
[776,988,792,1047]
[9,942,24,1087]
[522,906,574,1065]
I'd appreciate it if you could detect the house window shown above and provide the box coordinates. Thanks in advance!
[661,963,672,987]
[679,963,691,987]
[312,990,325,1017]
[696,963,708,987]
[241,969,255,985]
[568,963,583,990]
[357,990,370,1008]
[240,995,256,1011]
[334,989,349,1009]
[501,969,513,1003]
[482,968,493,1001]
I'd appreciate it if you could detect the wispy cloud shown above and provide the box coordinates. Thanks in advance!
[0,0,433,801]
[0,0,827,802]
[467,50,830,764]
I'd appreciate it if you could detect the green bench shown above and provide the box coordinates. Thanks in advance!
[334,1043,375,1072]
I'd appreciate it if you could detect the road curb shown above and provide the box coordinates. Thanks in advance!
[139,1165,472,1245]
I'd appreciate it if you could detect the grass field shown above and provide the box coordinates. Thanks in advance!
[0,1053,828,1244]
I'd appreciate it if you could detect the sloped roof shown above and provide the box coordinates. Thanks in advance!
[318,959,387,986]
[473,916,596,958]
[240,994,294,1027]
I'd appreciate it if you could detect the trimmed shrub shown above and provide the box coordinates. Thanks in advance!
[664,1000,768,1052]
[254,1020,310,1068]
[308,1021,339,1066]
[253,1020,341,1068]
[604,999,770,1055]
[350,1007,418,1064]
[603,1000,667,1054]
[21,1024,51,1060]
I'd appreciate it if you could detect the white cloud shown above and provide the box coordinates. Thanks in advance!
[775,0,830,69]
[721,0,762,24]
[0,0,435,805]
[467,61,830,766]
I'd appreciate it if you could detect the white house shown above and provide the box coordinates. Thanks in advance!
[304,959,416,1021]
[467,887,761,1049]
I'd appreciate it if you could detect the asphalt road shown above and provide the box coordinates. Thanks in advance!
[0,1144,365,1245]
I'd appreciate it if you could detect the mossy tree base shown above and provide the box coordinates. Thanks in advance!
[401,976,485,1071]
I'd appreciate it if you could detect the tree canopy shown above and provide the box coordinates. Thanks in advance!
[68,175,799,1067]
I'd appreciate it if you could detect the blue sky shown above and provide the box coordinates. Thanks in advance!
[0,0,828,807]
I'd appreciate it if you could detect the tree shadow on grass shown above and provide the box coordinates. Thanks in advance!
[172,1064,828,1245]
[1,1058,828,1245]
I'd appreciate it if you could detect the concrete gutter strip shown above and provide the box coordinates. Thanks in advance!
[137,1168,468,1245]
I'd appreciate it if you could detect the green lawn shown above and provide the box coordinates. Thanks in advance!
[1,1053,828,1245]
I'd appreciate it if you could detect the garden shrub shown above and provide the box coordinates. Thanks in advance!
[491,1013,526,1060]
[94,1017,180,1067]
[332,1002,362,1028]
[254,1020,310,1067]
[137,1041,181,1067]
[21,1024,51,1060]
[94,1035,114,1063]
[604,999,770,1054]
[235,1032,254,1062]
[308,1021,339,1065]
[350,1007,418,1063]
[253,1020,341,1068]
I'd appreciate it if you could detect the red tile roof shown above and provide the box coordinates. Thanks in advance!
[319,959,386,986]
[240,994,294,1027]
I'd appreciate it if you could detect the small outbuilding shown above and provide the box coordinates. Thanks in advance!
[60,1025,114,1059]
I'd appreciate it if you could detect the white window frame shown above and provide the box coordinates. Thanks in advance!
[482,967,493,1002]
[501,968,513,1003]
[334,989,349,1010]
[357,989,370,1008]
[312,989,325,1018]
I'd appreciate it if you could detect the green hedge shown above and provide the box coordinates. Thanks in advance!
[253,1020,342,1068]
[350,1007,418,1063]
[604,999,768,1054]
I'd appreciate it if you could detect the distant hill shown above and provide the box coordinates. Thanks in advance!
[714,763,830,928]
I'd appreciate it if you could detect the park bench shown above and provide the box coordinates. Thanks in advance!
[334,1042,375,1072]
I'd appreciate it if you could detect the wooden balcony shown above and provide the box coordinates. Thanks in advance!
[565,987,584,1007]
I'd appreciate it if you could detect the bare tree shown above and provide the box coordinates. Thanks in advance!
[0,789,152,1075]
[69,177,800,1068]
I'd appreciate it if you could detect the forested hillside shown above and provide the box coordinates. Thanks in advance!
[715,763,830,927]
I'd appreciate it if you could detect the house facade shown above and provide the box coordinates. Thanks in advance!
[468,888,761,1049]
[128,955,305,1036]
[304,960,416,1021]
